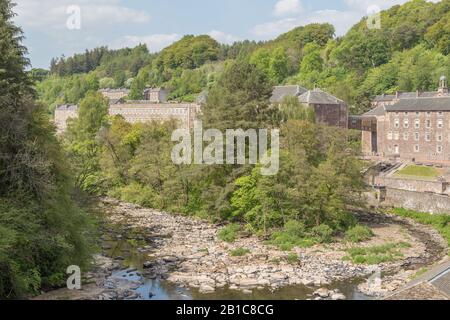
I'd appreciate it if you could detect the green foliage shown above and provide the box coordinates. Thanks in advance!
[268,221,316,251]
[343,243,410,265]
[311,224,334,243]
[345,225,375,243]
[286,252,299,264]
[229,247,251,257]
[0,1,93,298]
[390,208,450,254]
[218,224,242,243]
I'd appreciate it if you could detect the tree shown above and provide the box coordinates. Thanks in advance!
[0,0,91,298]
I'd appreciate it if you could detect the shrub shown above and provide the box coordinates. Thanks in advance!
[218,224,241,243]
[343,243,407,265]
[268,221,316,251]
[286,252,299,264]
[229,248,251,257]
[311,224,334,243]
[111,182,157,207]
[345,225,374,243]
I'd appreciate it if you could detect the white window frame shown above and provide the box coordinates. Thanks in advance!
[414,145,420,153]
[414,132,420,141]
[437,145,443,154]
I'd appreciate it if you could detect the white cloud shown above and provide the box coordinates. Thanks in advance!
[207,30,240,44]
[274,0,303,17]
[111,34,181,52]
[14,0,150,29]
[252,9,361,38]
[252,0,443,39]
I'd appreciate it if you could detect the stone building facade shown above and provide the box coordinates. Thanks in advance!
[99,88,130,102]
[360,76,450,162]
[109,101,200,129]
[143,88,170,103]
[54,101,201,132]
[54,104,78,133]
[270,86,348,129]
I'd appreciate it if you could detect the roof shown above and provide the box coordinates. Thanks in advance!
[298,88,344,105]
[270,85,307,103]
[362,105,386,117]
[386,97,450,112]
[55,104,78,111]
[374,91,450,102]
[99,88,130,93]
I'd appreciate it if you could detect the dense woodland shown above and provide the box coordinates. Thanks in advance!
[2,0,450,299]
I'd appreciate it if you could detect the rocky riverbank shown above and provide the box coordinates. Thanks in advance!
[96,198,447,299]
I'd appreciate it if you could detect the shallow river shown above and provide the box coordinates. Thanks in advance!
[101,221,373,301]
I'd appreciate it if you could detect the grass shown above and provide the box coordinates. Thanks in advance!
[390,208,450,255]
[286,252,299,264]
[229,247,251,257]
[345,225,375,243]
[395,165,440,180]
[343,242,411,265]
[218,223,241,243]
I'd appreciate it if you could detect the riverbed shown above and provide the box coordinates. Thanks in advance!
[35,198,448,300]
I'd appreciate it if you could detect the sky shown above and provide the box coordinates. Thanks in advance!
[12,0,424,69]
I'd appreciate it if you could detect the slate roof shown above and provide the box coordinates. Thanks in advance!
[298,88,344,105]
[361,105,386,117]
[270,85,308,103]
[374,91,450,101]
[55,104,78,111]
[386,97,450,112]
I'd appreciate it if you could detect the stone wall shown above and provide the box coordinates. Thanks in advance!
[367,188,450,215]
[54,108,78,133]
[373,176,448,194]
[313,103,348,129]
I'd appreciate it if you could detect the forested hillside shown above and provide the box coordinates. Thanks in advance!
[37,0,450,114]
[0,0,92,299]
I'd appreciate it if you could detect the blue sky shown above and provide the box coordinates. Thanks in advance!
[13,0,415,69]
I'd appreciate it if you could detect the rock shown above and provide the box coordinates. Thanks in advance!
[313,288,331,298]
[114,256,125,261]
[143,261,154,269]
[199,284,215,293]
[242,289,253,294]
[238,279,260,288]
[331,293,346,300]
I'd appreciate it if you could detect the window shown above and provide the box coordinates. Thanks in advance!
[437,134,443,142]
[426,120,431,128]
[415,132,420,141]
[437,145,443,154]
[394,119,400,129]
[414,145,420,153]
[403,132,409,141]
[438,112,444,117]
[404,119,409,128]
[415,119,420,129]
[415,112,420,117]
[405,112,409,116]
[426,112,431,117]
[387,132,393,140]
[426,133,431,142]
[394,132,399,140]
[438,119,444,128]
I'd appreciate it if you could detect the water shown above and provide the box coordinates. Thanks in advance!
[101,221,373,301]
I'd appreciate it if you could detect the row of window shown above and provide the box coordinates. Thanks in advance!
[392,111,445,117]
[392,118,445,129]
[388,145,444,154]
[387,132,446,142]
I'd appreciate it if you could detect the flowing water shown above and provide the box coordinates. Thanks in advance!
[101,221,374,301]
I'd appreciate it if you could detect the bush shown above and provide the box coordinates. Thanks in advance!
[343,243,408,265]
[311,224,334,243]
[111,182,157,208]
[218,224,241,243]
[229,248,251,257]
[268,221,316,251]
[286,252,299,264]
[345,225,374,243]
